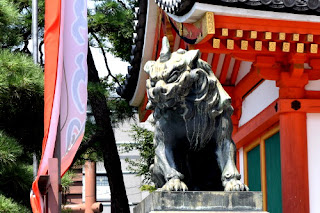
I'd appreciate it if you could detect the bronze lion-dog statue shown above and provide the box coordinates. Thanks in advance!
[144,37,249,192]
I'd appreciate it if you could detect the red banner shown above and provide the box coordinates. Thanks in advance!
[31,0,88,212]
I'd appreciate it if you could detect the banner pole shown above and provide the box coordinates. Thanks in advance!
[32,0,38,64]
[55,120,62,211]
[48,120,62,213]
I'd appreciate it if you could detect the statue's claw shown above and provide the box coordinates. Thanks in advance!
[161,178,188,191]
[224,179,249,191]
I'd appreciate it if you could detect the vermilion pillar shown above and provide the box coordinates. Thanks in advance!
[279,112,309,213]
[85,161,96,213]
[277,67,309,213]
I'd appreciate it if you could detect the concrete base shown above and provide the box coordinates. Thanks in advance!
[133,191,268,213]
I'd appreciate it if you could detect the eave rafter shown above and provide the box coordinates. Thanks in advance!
[168,11,320,56]
[139,9,320,122]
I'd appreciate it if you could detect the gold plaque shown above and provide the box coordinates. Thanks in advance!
[265,32,272,40]
[282,42,290,52]
[241,40,248,50]
[213,38,220,48]
[206,12,215,34]
[293,34,300,41]
[250,31,257,39]
[307,34,313,42]
[222,28,228,36]
[227,39,234,50]
[279,32,286,40]
[297,43,304,53]
[255,41,262,51]
[236,30,243,38]
[269,42,276,52]
[311,44,318,54]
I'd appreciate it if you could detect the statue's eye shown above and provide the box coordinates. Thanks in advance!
[167,74,178,83]
[151,81,156,87]
[167,68,180,83]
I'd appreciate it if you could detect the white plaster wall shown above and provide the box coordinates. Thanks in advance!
[238,147,244,183]
[305,80,320,91]
[239,80,279,127]
[307,113,320,213]
[235,61,252,85]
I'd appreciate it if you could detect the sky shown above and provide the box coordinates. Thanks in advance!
[27,39,129,78]
[90,47,129,78]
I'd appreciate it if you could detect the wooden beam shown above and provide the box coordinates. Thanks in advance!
[234,66,262,99]
[214,15,320,35]
[278,99,320,113]
[305,91,320,99]
[233,100,279,148]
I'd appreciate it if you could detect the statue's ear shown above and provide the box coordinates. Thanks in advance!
[144,61,155,74]
[185,49,200,68]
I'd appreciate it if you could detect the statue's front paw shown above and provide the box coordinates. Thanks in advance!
[161,178,188,191]
[223,179,249,191]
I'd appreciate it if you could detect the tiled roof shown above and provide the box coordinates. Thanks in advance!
[157,0,320,16]
[116,0,148,101]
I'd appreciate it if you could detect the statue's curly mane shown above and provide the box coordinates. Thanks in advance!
[183,59,232,150]
[145,48,233,151]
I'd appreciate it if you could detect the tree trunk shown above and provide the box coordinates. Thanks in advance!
[87,47,130,213]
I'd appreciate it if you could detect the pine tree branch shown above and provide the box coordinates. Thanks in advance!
[116,0,128,9]
[90,32,123,89]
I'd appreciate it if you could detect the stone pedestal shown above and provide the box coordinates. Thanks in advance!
[133,191,268,213]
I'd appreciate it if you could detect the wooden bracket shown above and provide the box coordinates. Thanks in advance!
[254,56,280,80]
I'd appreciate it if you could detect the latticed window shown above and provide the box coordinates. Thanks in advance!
[96,175,109,186]
[244,128,282,213]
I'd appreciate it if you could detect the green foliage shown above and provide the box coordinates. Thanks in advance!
[121,125,155,184]
[0,195,31,213]
[0,132,33,207]
[0,131,22,165]
[103,74,136,124]
[140,184,156,192]
[0,0,22,48]
[87,74,135,125]
[89,0,134,61]
[0,164,33,206]
[61,170,75,194]
[0,50,42,208]
[61,208,73,213]
[0,49,43,88]
[0,50,44,159]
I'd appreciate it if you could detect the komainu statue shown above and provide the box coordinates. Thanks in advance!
[144,37,249,192]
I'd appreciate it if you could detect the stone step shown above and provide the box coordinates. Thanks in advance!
[134,191,268,213]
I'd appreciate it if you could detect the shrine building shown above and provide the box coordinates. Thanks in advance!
[117,0,320,212]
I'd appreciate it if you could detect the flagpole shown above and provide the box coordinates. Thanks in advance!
[32,0,38,64]
[32,0,38,179]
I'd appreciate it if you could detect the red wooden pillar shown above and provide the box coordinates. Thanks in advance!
[85,161,96,213]
[277,63,309,213]
[279,112,309,213]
